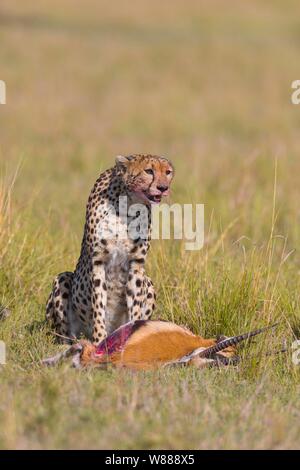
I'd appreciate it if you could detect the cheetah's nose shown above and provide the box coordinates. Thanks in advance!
[157,185,168,193]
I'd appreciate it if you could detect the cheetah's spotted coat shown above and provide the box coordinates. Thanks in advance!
[46,154,174,344]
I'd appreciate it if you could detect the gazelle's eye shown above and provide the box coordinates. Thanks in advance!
[145,168,154,175]
[166,169,172,175]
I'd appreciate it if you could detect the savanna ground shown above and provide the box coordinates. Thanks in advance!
[0,0,300,450]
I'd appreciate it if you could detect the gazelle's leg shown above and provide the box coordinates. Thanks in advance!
[42,343,83,367]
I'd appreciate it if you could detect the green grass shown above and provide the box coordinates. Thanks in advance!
[0,0,300,449]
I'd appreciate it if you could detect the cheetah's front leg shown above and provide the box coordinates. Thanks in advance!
[143,276,156,319]
[126,262,156,321]
[91,260,107,344]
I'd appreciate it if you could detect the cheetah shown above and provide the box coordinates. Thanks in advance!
[46,154,174,344]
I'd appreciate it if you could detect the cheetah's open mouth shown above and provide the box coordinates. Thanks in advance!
[143,192,162,204]
[135,190,167,205]
[145,193,162,204]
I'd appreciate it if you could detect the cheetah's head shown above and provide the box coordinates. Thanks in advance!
[115,154,174,205]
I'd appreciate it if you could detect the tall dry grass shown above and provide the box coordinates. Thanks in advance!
[0,0,300,450]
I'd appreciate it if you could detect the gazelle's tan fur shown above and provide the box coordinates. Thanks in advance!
[43,320,237,370]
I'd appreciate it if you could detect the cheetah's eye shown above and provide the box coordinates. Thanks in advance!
[145,168,154,175]
[166,169,172,175]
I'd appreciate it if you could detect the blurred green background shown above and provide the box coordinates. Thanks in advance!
[0,0,300,450]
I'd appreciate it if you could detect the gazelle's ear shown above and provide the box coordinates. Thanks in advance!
[115,155,133,167]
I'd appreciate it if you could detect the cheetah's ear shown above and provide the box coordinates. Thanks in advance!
[115,155,133,167]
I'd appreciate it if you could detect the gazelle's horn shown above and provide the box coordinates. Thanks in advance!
[199,323,279,359]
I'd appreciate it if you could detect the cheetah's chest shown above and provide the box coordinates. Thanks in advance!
[106,245,129,284]
[105,245,130,334]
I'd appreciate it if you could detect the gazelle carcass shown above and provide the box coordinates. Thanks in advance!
[42,320,278,370]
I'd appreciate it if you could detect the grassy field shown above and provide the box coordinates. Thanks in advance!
[1,0,300,449]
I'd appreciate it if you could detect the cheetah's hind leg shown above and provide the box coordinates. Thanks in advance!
[46,272,74,343]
